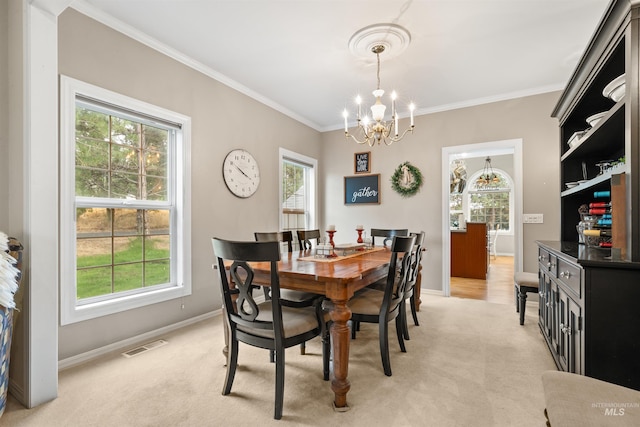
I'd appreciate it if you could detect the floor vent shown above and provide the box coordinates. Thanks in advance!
[122,339,168,358]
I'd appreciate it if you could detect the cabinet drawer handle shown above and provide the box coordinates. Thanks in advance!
[539,291,544,297]
[561,324,572,335]
[539,255,546,261]
[560,271,572,279]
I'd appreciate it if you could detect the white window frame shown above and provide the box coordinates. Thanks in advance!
[465,167,514,233]
[60,76,191,325]
[278,148,317,232]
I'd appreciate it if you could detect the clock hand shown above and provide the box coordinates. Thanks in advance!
[235,165,250,178]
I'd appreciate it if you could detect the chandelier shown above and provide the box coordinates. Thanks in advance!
[476,157,500,189]
[342,43,415,146]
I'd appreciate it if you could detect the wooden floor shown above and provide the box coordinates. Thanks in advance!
[450,255,514,305]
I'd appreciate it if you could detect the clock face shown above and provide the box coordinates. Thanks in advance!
[222,149,261,198]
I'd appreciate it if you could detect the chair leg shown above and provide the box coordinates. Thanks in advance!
[410,294,419,326]
[379,321,392,376]
[400,302,410,341]
[350,320,358,339]
[322,323,330,381]
[396,316,406,353]
[269,349,275,363]
[519,290,527,325]
[299,342,306,355]
[223,337,238,395]
[515,285,520,313]
[274,348,285,420]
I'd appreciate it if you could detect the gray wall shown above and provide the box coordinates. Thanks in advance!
[57,9,322,359]
[320,92,561,291]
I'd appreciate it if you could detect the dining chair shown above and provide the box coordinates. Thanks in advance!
[254,230,325,357]
[400,231,425,340]
[347,234,416,376]
[370,228,409,247]
[254,231,293,253]
[364,228,409,292]
[212,238,330,420]
[296,229,321,250]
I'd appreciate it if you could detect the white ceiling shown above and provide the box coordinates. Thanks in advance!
[73,0,611,132]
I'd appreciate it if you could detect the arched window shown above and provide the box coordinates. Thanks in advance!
[466,168,513,232]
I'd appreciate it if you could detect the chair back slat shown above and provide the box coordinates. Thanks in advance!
[371,228,409,247]
[212,238,282,332]
[381,235,416,317]
[406,231,426,293]
[254,231,293,253]
[297,229,321,250]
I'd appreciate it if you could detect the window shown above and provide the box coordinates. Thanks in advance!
[467,169,512,232]
[60,76,191,325]
[279,148,317,249]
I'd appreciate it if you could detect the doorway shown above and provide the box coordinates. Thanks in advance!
[441,139,523,300]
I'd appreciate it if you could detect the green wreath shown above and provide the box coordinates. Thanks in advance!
[391,161,423,197]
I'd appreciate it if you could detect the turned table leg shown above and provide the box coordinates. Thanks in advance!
[329,298,352,410]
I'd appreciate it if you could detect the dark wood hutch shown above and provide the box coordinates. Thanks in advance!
[538,0,640,391]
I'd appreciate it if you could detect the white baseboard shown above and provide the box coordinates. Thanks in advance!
[58,309,223,370]
[8,381,25,405]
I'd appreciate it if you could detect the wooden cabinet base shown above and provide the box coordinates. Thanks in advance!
[451,222,488,279]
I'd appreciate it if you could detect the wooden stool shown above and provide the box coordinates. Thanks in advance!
[514,272,539,325]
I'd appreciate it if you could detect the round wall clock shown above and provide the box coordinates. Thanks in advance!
[222,149,261,198]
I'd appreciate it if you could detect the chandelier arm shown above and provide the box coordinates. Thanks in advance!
[385,126,415,145]
[345,131,376,147]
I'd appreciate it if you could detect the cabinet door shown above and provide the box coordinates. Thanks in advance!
[567,296,582,374]
[556,285,568,372]
[557,286,582,374]
[538,270,552,341]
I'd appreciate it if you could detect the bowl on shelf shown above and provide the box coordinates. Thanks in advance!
[566,181,578,189]
[586,111,607,127]
[567,130,587,148]
[577,179,589,185]
[603,74,625,102]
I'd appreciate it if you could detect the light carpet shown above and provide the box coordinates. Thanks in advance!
[0,296,555,426]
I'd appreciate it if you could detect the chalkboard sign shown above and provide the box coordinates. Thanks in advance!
[344,174,380,205]
[354,151,370,174]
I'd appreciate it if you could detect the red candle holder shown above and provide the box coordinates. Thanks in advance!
[356,229,363,244]
[326,230,336,248]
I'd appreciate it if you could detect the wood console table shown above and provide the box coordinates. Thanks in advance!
[451,222,488,279]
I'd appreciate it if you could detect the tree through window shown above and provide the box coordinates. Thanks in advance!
[60,76,191,324]
[468,170,512,231]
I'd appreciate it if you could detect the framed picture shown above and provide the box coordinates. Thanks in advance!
[344,174,380,205]
[354,152,371,174]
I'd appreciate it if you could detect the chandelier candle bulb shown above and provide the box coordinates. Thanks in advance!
[343,110,348,132]
[410,103,415,127]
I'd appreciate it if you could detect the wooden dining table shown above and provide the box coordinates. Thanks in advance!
[223,246,399,410]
